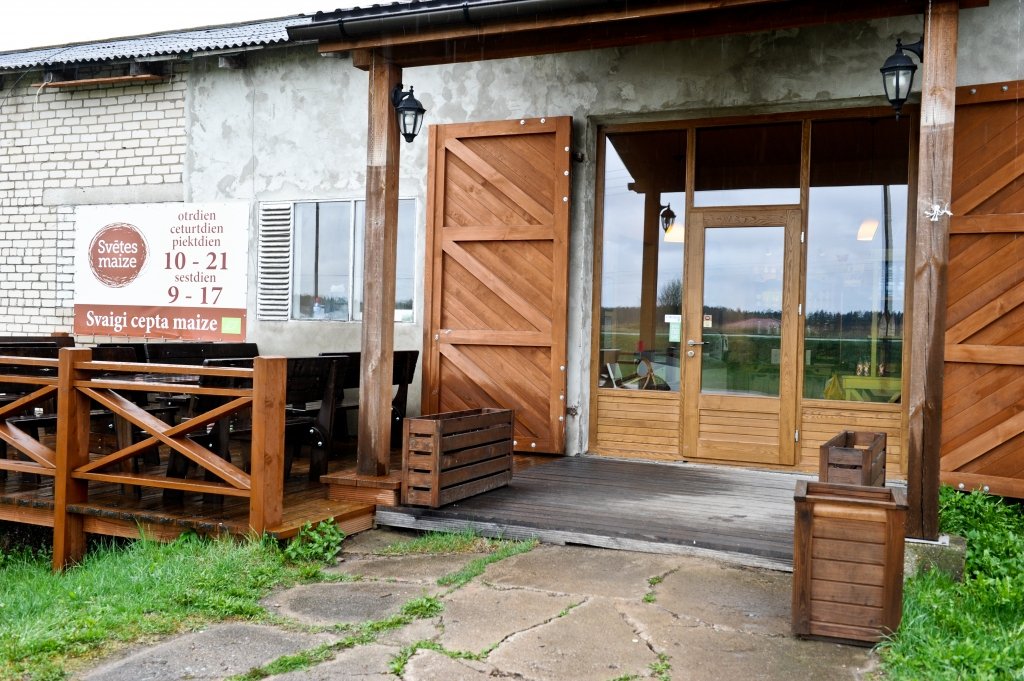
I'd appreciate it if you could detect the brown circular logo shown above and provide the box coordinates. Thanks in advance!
[88,222,148,287]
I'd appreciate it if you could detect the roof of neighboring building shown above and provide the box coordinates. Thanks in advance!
[0,15,313,71]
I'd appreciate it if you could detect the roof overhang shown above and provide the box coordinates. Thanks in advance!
[287,0,988,69]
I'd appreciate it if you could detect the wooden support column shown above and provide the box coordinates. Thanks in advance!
[52,347,91,571]
[906,0,958,539]
[358,51,402,476]
[638,192,661,354]
[249,355,286,533]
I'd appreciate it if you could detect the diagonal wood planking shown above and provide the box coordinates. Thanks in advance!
[424,117,571,454]
[941,89,1024,498]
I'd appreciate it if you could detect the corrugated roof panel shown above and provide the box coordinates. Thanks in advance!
[0,16,313,71]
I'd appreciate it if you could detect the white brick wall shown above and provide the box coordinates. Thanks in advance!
[0,64,188,335]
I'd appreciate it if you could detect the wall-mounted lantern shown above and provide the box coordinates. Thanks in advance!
[391,84,426,143]
[661,204,683,242]
[880,37,924,118]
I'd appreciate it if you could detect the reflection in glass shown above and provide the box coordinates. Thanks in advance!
[701,227,784,397]
[694,123,801,207]
[293,202,352,320]
[804,117,909,402]
[804,186,906,402]
[599,132,686,391]
[354,199,416,323]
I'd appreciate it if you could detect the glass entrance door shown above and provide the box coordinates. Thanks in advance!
[683,208,801,465]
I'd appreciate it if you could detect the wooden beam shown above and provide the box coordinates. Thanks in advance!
[906,0,958,541]
[327,0,986,69]
[357,52,402,477]
[639,193,661,353]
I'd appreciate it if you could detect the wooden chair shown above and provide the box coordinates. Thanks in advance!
[319,350,419,447]
[188,355,346,483]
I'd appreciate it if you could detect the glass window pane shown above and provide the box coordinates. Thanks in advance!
[317,202,352,320]
[292,203,318,319]
[701,226,784,397]
[292,202,352,320]
[353,198,417,323]
[694,123,801,207]
[396,199,416,323]
[805,117,910,402]
[599,131,686,391]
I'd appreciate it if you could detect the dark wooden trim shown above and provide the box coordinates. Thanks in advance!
[955,80,1024,105]
[358,52,402,477]
[326,0,986,69]
[906,0,958,541]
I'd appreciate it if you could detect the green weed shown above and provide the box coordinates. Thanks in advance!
[283,520,345,565]
[436,538,538,588]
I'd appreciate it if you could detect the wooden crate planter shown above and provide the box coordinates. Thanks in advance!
[819,431,886,486]
[792,480,908,645]
[402,408,514,508]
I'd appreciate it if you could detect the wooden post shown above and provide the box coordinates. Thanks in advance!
[638,192,661,354]
[357,50,402,477]
[249,355,286,533]
[52,347,92,570]
[906,0,958,540]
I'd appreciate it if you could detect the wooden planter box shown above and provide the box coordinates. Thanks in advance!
[792,480,908,645]
[819,431,886,486]
[401,408,514,508]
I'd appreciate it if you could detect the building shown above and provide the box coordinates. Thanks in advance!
[2,0,1022,540]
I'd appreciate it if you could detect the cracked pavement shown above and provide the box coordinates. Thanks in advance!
[77,528,877,680]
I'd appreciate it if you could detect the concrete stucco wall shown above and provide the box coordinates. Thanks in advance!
[184,0,1018,453]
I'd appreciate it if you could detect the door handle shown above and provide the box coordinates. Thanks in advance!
[687,339,705,347]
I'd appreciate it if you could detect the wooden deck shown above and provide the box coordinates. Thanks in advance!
[0,452,376,541]
[377,455,813,571]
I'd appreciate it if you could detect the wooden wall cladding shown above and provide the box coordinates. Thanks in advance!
[942,86,1024,498]
[801,402,904,478]
[592,389,681,459]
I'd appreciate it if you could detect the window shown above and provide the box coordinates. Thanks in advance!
[804,118,909,402]
[259,198,416,323]
[598,131,686,391]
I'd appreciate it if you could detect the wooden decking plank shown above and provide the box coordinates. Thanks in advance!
[379,455,804,568]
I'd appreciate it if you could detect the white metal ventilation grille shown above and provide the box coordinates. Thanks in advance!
[256,202,293,321]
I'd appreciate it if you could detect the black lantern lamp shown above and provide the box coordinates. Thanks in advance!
[660,204,683,242]
[880,37,924,118]
[391,84,426,143]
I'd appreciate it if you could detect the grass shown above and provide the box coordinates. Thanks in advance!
[878,487,1024,680]
[373,528,498,555]
[0,526,536,681]
[0,533,301,681]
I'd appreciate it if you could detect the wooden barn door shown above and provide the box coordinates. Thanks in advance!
[941,84,1024,497]
[423,117,571,454]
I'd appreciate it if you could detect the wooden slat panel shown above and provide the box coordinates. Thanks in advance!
[942,89,1024,498]
[799,401,905,477]
[425,118,570,455]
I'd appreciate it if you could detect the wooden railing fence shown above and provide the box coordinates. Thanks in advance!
[1,348,287,570]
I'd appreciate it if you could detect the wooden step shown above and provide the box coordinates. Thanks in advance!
[270,496,376,539]
[320,469,402,507]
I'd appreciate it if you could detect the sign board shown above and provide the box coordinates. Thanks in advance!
[703,314,713,328]
[74,203,250,340]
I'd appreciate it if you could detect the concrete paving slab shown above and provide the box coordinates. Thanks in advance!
[341,527,422,555]
[78,623,332,681]
[267,643,399,681]
[403,649,494,681]
[438,583,580,653]
[330,552,492,585]
[376,617,442,647]
[487,597,660,681]
[653,558,792,635]
[634,620,875,680]
[483,544,679,599]
[263,582,436,626]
